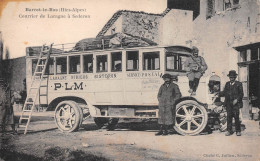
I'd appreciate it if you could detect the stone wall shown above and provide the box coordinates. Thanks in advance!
[159,9,193,46]
[122,12,161,43]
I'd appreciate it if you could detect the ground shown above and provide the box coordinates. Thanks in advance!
[0,112,260,161]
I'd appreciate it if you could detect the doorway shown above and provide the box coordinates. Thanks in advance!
[249,62,260,107]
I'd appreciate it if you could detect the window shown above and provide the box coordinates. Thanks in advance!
[83,54,93,73]
[32,58,54,75]
[224,0,231,9]
[233,0,239,5]
[166,53,188,71]
[45,58,54,75]
[206,0,215,19]
[96,55,107,72]
[224,0,239,10]
[126,51,139,71]
[56,57,67,74]
[251,48,259,61]
[143,52,160,70]
[239,47,260,63]
[111,52,122,71]
[69,55,80,74]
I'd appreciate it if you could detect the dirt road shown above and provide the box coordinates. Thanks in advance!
[1,114,260,161]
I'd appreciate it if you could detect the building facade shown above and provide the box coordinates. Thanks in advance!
[97,0,260,118]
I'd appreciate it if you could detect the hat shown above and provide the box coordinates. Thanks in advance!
[227,70,238,77]
[162,74,178,80]
[162,73,172,79]
[192,46,199,53]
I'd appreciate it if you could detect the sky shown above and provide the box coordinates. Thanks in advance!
[0,0,167,58]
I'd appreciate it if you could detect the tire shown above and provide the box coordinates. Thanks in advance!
[107,118,119,131]
[174,100,208,136]
[94,117,109,129]
[219,108,227,132]
[54,101,82,132]
[77,105,84,130]
[94,117,119,130]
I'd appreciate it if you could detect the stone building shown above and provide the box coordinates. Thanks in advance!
[97,0,260,118]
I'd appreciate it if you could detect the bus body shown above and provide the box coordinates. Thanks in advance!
[26,44,224,135]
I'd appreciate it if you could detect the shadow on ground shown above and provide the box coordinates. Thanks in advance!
[0,146,109,161]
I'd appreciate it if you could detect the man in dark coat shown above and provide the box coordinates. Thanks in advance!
[218,70,244,136]
[0,78,17,135]
[156,74,182,136]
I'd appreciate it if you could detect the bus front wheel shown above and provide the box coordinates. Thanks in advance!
[54,101,82,132]
[174,100,208,135]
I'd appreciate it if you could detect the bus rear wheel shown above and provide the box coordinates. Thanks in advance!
[174,100,208,136]
[94,117,119,130]
[94,117,108,129]
[54,101,82,132]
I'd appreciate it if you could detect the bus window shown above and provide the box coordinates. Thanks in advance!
[166,53,187,71]
[56,57,67,74]
[32,59,38,75]
[126,51,139,71]
[143,52,160,70]
[69,55,80,74]
[96,55,108,72]
[83,54,93,73]
[111,52,122,72]
[45,58,54,75]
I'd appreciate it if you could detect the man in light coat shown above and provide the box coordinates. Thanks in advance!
[156,74,181,136]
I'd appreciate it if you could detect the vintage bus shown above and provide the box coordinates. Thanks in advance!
[26,42,226,135]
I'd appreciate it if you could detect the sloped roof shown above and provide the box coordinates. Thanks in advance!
[96,9,170,38]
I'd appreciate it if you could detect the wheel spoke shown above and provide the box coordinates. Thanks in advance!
[70,111,75,116]
[69,119,73,128]
[190,106,196,115]
[56,116,65,119]
[187,122,191,132]
[178,119,187,127]
[176,114,186,118]
[64,105,70,110]
[192,119,201,127]
[60,107,65,113]
[182,105,189,115]
[192,114,204,118]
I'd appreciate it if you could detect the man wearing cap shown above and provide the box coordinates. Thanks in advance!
[184,46,208,95]
[218,70,244,136]
[156,74,182,136]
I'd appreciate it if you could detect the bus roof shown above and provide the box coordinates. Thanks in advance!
[26,45,192,58]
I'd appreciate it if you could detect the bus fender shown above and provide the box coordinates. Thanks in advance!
[175,96,208,109]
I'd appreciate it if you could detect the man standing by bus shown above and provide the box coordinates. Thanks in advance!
[218,70,244,136]
[0,78,17,135]
[184,46,208,96]
[156,74,181,136]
